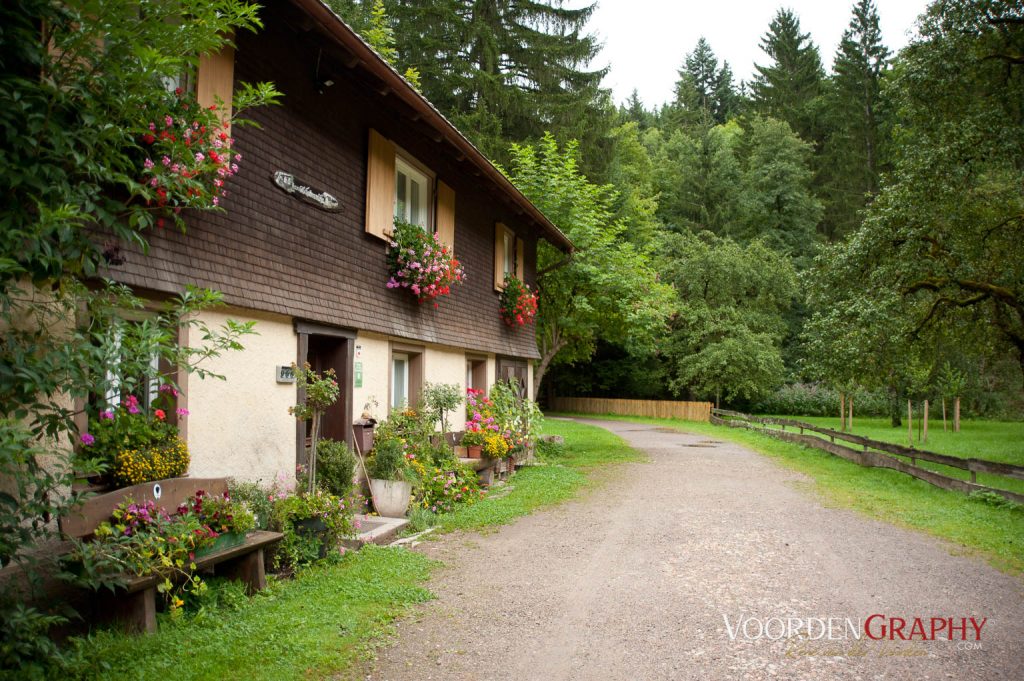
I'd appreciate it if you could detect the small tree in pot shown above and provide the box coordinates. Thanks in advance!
[288,363,340,494]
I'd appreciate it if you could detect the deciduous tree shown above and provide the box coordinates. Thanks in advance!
[505,135,675,399]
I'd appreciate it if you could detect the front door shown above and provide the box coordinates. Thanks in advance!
[496,356,528,399]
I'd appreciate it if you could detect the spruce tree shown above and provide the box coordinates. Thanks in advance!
[713,61,741,122]
[821,0,891,240]
[620,89,654,131]
[670,38,738,125]
[750,9,825,143]
[386,1,610,172]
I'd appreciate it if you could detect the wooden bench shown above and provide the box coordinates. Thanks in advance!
[59,477,282,633]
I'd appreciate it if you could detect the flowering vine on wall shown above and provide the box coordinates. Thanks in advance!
[139,87,242,227]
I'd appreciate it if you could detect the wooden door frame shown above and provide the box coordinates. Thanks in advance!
[295,321,356,468]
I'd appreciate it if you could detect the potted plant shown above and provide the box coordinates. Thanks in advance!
[288,363,340,494]
[177,489,256,557]
[367,438,414,517]
[460,429,485,459]
[270,491,356,566]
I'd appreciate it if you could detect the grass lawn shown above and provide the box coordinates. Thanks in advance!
[61,419,639,680]
[434,418,645,534]
[773,415,1024,466]
[749,415,1024,497]
[558,413,1024,576]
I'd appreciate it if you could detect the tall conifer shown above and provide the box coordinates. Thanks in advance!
[821,0,891,240]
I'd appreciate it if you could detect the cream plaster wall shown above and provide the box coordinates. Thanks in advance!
[485,355,497,394]
[424,345,469,431]
[352,332,391,422]
[185,309,296,484]
[354,332,493,430]
[527,361,534,400]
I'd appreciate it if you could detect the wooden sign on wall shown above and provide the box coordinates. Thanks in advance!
[271,171,343,212]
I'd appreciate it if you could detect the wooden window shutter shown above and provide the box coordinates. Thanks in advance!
[494,223,507,290]
[366,129,396,239]
[196,45,235,135]
[436,181,455,247]
[515,237,524,279]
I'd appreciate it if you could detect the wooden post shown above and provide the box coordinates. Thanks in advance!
[923,399,929,444]
[840,393,846,432]
[907,400,913,446]
[849,395,854,432]
[954,396,961,433]
[942,398,947,432]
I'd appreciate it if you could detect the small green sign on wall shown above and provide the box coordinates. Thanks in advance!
[354,361,363,388]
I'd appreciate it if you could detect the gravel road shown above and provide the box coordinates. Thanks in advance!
[362,418,1024,681]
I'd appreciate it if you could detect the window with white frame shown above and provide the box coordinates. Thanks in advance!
[392,353,409,409]
[394,157,430,229]
[493,223,524,290]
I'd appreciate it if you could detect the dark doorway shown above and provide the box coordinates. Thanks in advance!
[295,322,355,467]
[307,335,349,442]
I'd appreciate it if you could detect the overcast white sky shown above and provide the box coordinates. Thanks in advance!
[579,0,931,107]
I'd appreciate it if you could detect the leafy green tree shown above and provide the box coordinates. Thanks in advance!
[820,0,891,241]
[0,1,277,668]
[605,122,661,247]
[735,116,823,265]
[750,8,826,145]
[669,38,739,126]
[326,0,421,88]
[505,135,675,399]
[651,123,745,235]
[619,89,656,131]
[838,0,1024,378]
[659,232,797,406]
[714,61,742,122]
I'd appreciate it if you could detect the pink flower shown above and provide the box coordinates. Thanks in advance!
[212,197,219,206]
[80,433,95,446]
[162,156,171,166]
[100,410,114,420]
[194,152,205,163]
[164,115,173,127]
[176,407,190,417]
[143,158,154,170]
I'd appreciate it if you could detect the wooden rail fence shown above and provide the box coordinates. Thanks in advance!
[711,408,1024,506]
[552,397,712,422]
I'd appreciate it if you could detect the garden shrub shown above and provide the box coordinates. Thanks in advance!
[368,438,412,482]
[752,383,890,417]
[316,439,355,498]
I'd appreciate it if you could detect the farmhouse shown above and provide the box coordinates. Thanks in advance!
[106,0,571,484]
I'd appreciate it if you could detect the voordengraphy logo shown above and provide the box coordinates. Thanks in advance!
[723,614,988,643]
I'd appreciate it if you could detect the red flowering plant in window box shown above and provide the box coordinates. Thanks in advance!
[386,219,465,307]
[499,275,538,326]
[135,82,279,229]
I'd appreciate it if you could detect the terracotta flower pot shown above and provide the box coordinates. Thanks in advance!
[467,445,483,459]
